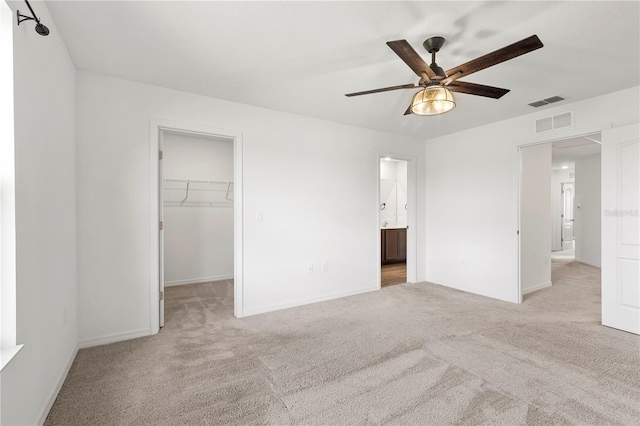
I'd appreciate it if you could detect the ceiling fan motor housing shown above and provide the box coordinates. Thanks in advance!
[423,36,445,53]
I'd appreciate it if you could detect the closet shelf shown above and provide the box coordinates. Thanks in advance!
[163,178,233,204]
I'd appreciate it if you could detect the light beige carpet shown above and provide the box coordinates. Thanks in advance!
[46,263,640,425]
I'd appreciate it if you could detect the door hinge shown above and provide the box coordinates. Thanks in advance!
[159,221,164,230]
[160,290,164,301]
[517,230,520,235]
[159,150,163,160]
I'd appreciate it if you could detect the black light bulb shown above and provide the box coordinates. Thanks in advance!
[35,22,49,36]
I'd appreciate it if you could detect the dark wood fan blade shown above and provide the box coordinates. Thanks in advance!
[443,35,543,84]
[447,81,510,99]
[387,40,436,79]
[403,104,412,115]
[345,83,417,97]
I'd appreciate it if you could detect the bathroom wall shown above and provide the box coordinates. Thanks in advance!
[396,161,408,225]
[380,159,407,227]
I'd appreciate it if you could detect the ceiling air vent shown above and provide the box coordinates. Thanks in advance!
[544,96,565,103]
[535,111,574,133]
[529,100,548,108]
[528,95,565,108]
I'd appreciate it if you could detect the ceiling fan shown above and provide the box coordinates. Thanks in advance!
[345,35,543,116]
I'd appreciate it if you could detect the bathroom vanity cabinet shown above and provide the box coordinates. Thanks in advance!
[381,228,407,264]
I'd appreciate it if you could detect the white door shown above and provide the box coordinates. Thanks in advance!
[602,124,639,335]
[159,132,165,327]
[561,183,574,250]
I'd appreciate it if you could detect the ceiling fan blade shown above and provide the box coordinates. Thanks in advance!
[447,81,510,99]
[443,35,543,84]
[345,83,417,97]
[403,104,413,116]
[386,40,436,80]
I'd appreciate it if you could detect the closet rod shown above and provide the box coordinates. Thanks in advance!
[162,178,233,204]
[163,178,231,185]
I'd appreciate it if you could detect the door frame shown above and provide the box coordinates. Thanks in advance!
[377,153,418,288]
[149,119,244,334]
[514,122,610,303]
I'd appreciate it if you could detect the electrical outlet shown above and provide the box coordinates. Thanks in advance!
[62,307,67,325]
[307,264,314,274]
[460,257,465,267]
[256,209,263,221]
[322,262,329,272]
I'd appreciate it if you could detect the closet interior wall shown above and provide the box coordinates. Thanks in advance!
[162,132,234,286]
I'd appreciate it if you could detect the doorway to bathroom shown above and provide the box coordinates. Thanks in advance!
[379,157,409,287]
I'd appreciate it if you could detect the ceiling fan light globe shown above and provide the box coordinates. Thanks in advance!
[411,86,456,116]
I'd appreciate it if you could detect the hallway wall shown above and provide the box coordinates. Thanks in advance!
[575,154,602,267]
[521,144,552,294]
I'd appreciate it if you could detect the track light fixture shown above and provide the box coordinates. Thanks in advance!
[16,0,49,36]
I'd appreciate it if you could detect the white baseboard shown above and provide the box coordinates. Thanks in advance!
[241,286,378,317]
[423,279,517,304]
[36,344,78,425]
[165,275,233,287]
[575,258,601,268]
[79,328,151,349]
[522,281,552,295]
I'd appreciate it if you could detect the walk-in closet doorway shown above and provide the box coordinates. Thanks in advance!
[150,120,244,333]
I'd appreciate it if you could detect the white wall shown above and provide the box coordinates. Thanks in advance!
[520,144,552,294]
[163,132,234,285]
[76,71,426,344]
[551,168,575,251]
[575,154,602,267]
[1,1,77,425]
[424,86,639,303]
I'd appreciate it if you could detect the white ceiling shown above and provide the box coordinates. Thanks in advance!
[46,1,640,140]
[551,133,601,169]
